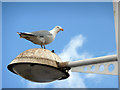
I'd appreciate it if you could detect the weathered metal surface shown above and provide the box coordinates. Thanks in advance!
[7,48,69,82]
[58,62,69,68]
[8,48,62,71]
[16,48,62,62]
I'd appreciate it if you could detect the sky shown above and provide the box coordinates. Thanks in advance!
[2,2,118,88]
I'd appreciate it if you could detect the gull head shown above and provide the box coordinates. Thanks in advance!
[54,26,64,32]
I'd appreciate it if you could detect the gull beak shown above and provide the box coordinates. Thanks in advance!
[60,28,64,31]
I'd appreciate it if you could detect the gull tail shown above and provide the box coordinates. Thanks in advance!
[17,32,35,38]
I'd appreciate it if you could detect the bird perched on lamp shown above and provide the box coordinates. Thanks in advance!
[17,26,64,49]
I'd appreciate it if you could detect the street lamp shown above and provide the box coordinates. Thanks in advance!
[7,48,69,82]
[7,1,120,87]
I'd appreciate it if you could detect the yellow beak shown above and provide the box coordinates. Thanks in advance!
[60,28,64,31]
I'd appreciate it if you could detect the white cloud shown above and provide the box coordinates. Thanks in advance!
[84,73,106,84]
[53,72,86,88]
[59,35,93,61]
[21,34,95,88]
[85,73,97,79]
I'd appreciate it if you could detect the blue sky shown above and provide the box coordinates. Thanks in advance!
[2,2,118,88]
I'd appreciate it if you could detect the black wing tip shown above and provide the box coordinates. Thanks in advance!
[17,32,35,37]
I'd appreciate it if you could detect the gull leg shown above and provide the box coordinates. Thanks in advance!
[42,40,46,49]
[44,45,46,49]
[41,45,43,48]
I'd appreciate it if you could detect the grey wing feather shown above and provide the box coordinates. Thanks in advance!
[18,30,53,45]
[31,30,53,37]
[31,30,54,44]
[18,32,38,44]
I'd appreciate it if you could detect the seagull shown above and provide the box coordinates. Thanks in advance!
[17,26,64,49]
